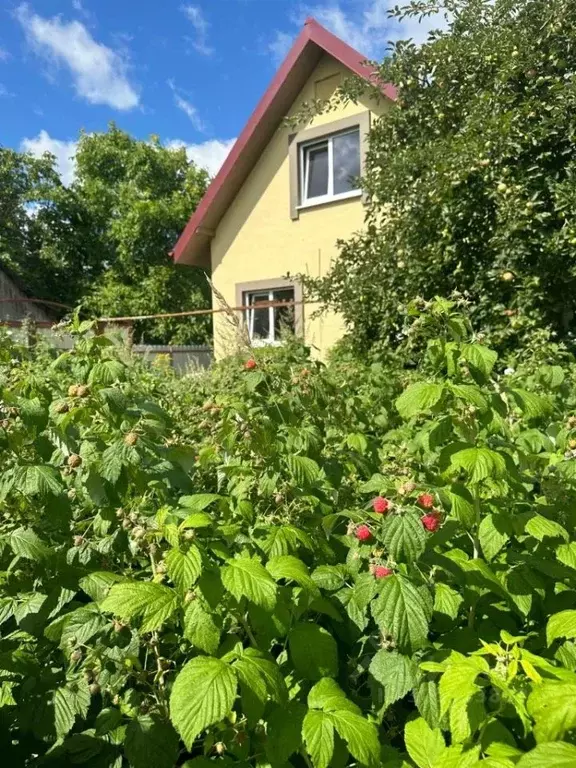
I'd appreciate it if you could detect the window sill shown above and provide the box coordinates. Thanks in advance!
[297,189,362,211]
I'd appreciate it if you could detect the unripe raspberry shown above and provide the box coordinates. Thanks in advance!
[399,481,416,495]
[121,518,132,529]
[55,402,70,414]
[215,742,226,755]
[124,432,138,446]
[274,493,284,505]
[68,385,80,398]
[89,683,101,696]
[73,535,84,547]
[183,529,195,540]
[70,649,82,663]
[68,454,82,468]
[77,385,90,398]
[131,526,145,540]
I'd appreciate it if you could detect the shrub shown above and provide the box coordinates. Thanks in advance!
[0,303,576,766]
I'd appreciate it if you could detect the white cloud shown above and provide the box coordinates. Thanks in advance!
[181,5,213,56]
[20,130,77,186]
[167,138,236,177]
[0,47,9,61]
[269,0,448,65]
[0,84,13,97]
[16,3,139,110]
[168,79,205,132]
[267,31,294,65]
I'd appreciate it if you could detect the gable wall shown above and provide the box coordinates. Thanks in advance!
[210,53,391,358]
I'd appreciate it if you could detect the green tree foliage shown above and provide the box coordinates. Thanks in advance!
[305,0,576,354]
[1,125,210,343]
[1,300,576,764]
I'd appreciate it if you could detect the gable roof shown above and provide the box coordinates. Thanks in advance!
[172,17,396,267]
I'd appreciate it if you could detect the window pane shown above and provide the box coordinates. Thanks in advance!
[246,292,270,340]
[305,143,329,199]
[333,130,360,195]
[272,288,295,338]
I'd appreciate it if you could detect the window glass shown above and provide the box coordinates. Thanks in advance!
[333,130,360,195]
[248,292,270,340]
[305,143,329,199]
[273,288,295,337]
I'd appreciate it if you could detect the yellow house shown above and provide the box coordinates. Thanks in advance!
[173,18,396,358]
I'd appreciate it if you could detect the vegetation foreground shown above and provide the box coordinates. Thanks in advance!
[1,301,576,766]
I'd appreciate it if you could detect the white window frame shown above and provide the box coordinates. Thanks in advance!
[244,287,295,346]
[299,127,362,209]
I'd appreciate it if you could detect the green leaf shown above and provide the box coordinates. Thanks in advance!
[449,384,488,409]
[346,432,368,453]
[79,571,124,602]
[460,343,497,379]
[303,710,334,768]
[372,574,429,653]
[18,465,63,496]
[404,716,445,768]
[312,565,348,591]
[557,542,576,571]
[547,611,576,645]
[433,583,463,621]
[528,682,576,742]
[509,389,552,419]
[449,447,506,483]
[289,623,338,681]
[59,606,106,649]
[125,715,179,768]
[396,382,444,420]
[444,485,476,527]
[479,514,509,560]
[88,359,125,385]
[183,599,220,654]
[382,512,427,563]
[414,678,441,728]
[165,546,202,592]
[54,680,91,739]
[286,455,321,486]
[178,493,221,511]
[169,656,237,750]
[517,742,576,767]
[266,555,319,594]
[100,581,177,633]
[179,512,213,529]
[329,709,380,768]
[10,527,50,560]
[308,678,360,714]
[266,701,306,764]
[221,556,277,609]
[369,650,418,708]
[94,707,122,736]
[525,514,568,542]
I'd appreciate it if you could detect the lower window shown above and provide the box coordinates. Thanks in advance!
[244,287,295,345]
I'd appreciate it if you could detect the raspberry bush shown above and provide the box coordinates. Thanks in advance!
[0,302,576,766]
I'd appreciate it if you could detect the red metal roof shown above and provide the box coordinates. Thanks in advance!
[172,17,396,267]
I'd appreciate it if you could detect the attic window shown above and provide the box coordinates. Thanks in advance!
[299,128,361,207]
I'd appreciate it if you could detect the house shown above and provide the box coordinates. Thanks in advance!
[0,268,53,324]
[173,18,396,358]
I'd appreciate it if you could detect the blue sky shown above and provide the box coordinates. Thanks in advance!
[0,0,439,183]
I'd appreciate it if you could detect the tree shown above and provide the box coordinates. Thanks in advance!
[5,125,211,344]
[304,0,576,355]
[75,126,211,344]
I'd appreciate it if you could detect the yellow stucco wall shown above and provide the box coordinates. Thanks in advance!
[210,53,391,359]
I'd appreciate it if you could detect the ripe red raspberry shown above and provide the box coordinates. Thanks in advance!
[373,565,393,579]
[421,512,441,532]
[418,492,435,509]
[244,359,257,370]
[372,496,390,514]
[355,524,371,542]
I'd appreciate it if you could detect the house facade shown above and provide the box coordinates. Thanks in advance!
[173,18,396,358]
